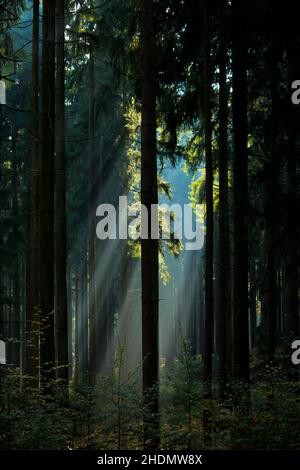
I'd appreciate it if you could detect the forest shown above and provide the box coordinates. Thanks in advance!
[0,0,299,452]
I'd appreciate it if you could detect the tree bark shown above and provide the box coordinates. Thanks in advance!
[10,127,20,368]
[25,0,40,384]
[265,49,278,365]
[74,262,81,384]
[55,0,68,382]
[249,258,257,350]
[203,0,213,400]
[140,0,159,449]
[40,0,56,385]
[88,46,96,385]
[217,16,229,399]
[285,51,299,339]
[231,0,249,382]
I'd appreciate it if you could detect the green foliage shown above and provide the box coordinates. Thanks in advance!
[161,358,300,450]
[1,357,300,450]
[0,343,144,450]
[222,369,300,450]
[160,339,203,449]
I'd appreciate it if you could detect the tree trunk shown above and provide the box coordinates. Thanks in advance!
[40,0,56,385]
[203,0,213,400]
[140,0,159,449]
[249,258,257,350]
[284,143,299,338]
[88,47,96,385]
[217,16,229,399]
[265,50,278,365]
[25,0,40,384]
[199,251,205,356]
[55,0,68,382]
[74,262,81,384]
[10,127,20,368]
[202,1,214,446]
[231,0,249,382]
[284,77,299,339]
[82,243,89,379]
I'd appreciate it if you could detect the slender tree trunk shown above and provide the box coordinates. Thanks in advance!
[10,127,20,368]
[231,0,249,382]
[82,243,89,379]
[25,0,40,384]
[88,46,96,385]
[285,52,299,339]
[74,262,81,384]
[40,0,56,384]
[203,0,213,400]
[265,50,278,365]
[55,0,68,382]
[249,258,257,350]
[0,65,3,348]
[190,252,197,356]
[140,0,159,449]
[97,281,108,374]
[284,145,299,338]
[199,251,205,356]
[218,19,229,400]
[20,259,27,374]
[202,1,214,446]
[67,256,72,378]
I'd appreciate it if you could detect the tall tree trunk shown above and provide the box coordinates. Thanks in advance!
[81,243,89,380]
[284,140,299,339]
[97,280,108,374]
[140,0,159,449]
[202,1,214,446]
[55,0,68,382]
[249,257,257,350]
[217,17,229,400]
[67,256,72,377]
[264,50,278,365]
[0,64,3,348]
[284,49,299,340]
[40,0,56,385]
[231,0,249,382]
[25,0,40,384]
[88,46,96,385]
[74,262,81,384]
[285,155,299,336]
[10,127,20,368]
[203,0,213,400]
[199,251,205,356]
